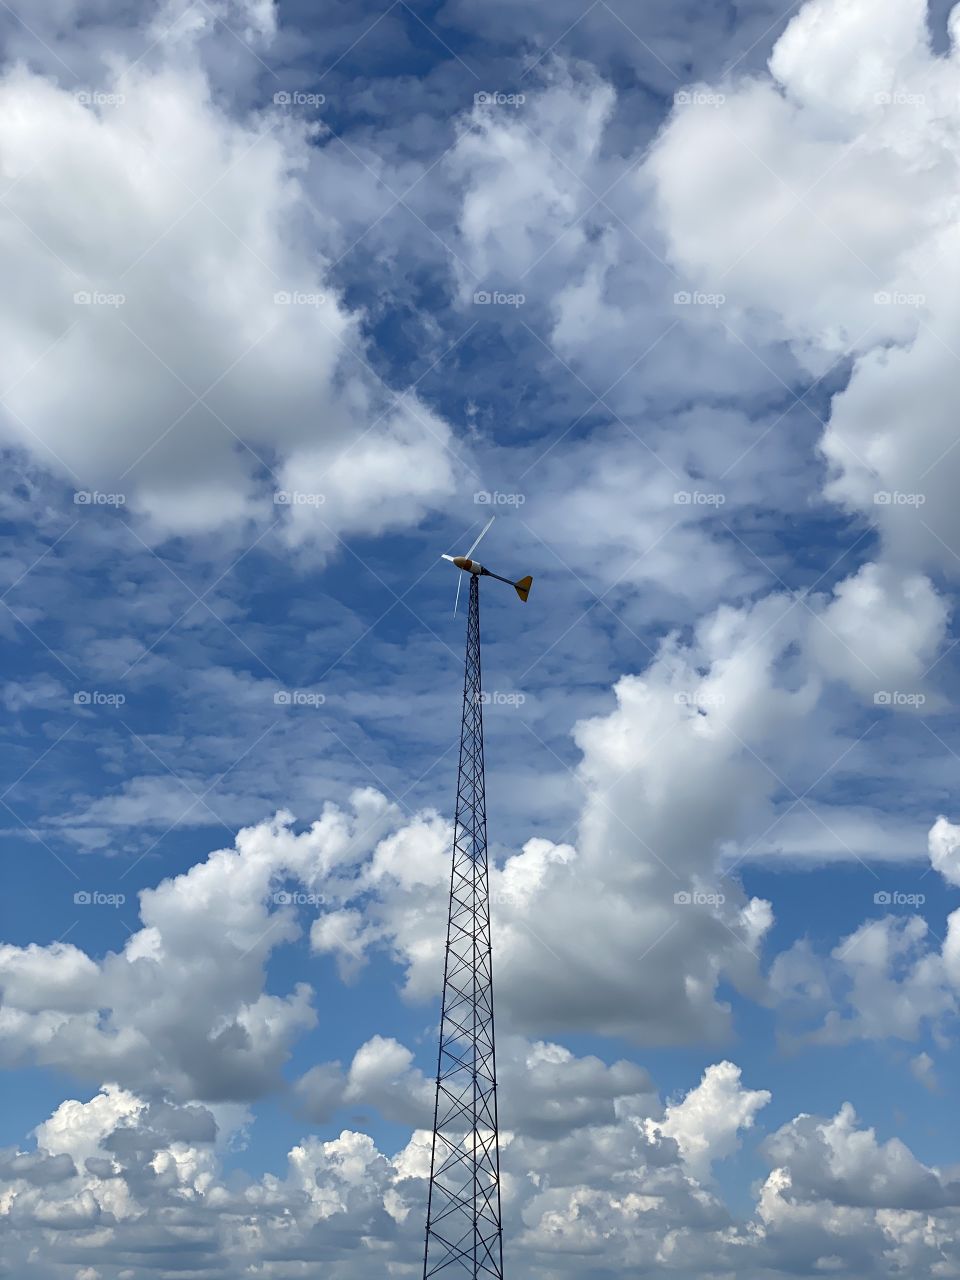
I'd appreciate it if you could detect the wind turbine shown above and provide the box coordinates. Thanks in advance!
[422,514,532,1280]
[441,515,533,613]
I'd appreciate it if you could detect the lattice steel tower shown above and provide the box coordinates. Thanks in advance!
[423,572,505,1279]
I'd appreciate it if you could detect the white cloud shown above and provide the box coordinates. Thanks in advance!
[0,598,803,1096]
[35,1085,143,1172]
[449,69,615,294]
[646,1060,770,1179]
[296,1031,656,1139]
[909,1050,939,1092]
[0,21,457,548]
[4,1065,959,1278]
[929,813,960,886]
[0,795,395,1098]
[648,0,960,588]
[313,594,824,1045]
[772,907,960,1047]
[810,561,948,699]
[763,1100,960,1210]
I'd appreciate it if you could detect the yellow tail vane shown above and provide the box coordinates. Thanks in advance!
[514,574,533,602]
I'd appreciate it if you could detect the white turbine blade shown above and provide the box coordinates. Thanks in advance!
[453,573,463,616]
[466,515,495,559]
[441,553,455,562]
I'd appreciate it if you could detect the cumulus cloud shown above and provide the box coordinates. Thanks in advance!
[296,1032,656,1139]
[649,0,960,592]
[810,561,949,699]
[751,1102,960,1277]
[0,625,782,1097]
[763,1101,960,1210]
[0,1059,714,1275]
[929,813,960,886]
[0,8,457,547]
[4,4,960,1277]
[314,592,822,1045]
[646,1061,770,1179]
[771,900,960,1046]
[0,793,397,1099]
[4,1066,960,1278]
[0,570,856,1105]
[10,559,937,1106]
[444,71,804,613]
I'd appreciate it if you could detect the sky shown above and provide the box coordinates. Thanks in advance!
[3,0,960,1276]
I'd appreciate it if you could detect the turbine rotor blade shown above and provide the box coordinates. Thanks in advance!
[465,515,495,559]
[453,573,463,617]
[441,554,455,562]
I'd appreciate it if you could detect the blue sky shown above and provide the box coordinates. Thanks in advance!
[3,1,960,1277]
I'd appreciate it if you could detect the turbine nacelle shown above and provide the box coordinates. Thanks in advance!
[441,517,533,612]
[446,555,483,574]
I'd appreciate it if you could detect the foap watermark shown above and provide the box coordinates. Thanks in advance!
[74,490,126,506]
[74,690,125,707]
[275,290,326,307]
[674,289,725,308]
[274,889,326,906]
[874,890,925,907]
[475,490,525,506]
[274,689,325,708]
[874,290,925,308]
[491,890,524,908]
[275,490,325,507]
[274,90,326,107]
[74,890,125,907]
[74,290,125,307]
[478,690,526,708]
[674,490,726,507]
[674,690,726,710]
[874,490,925,507]
[473,290,526,308]
[874,690,926,708]
[674,890,726,907]
[76,89,125,108]
[875,91,925,107]
[474,91,525,107]
[674,89,726,107]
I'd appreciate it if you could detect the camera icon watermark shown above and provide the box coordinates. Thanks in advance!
[274,690,325,708]
[274,290,326,307]
[274,90,325,107]
[873,490,925,507]
[873,290,925,308]
[74,690,125,707]
[74,290,125,308]
[674,690,726,709]
[478,690,526,708]
[674,490,726,506]
[74,490,126,506]
[75,90,125,108]
[74,889,125,907]
[474,490,525,506]
[491,890,524,908]
[673,289,725,308]
[474,91,525,107]
[674,89,726,108]
[274,490,325,506]
[874,690,926,708]
[273,889,326,906]
[473,289,526,308]
[874,890,925,907]
[674,889,726,906]
[874,91,925,107]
